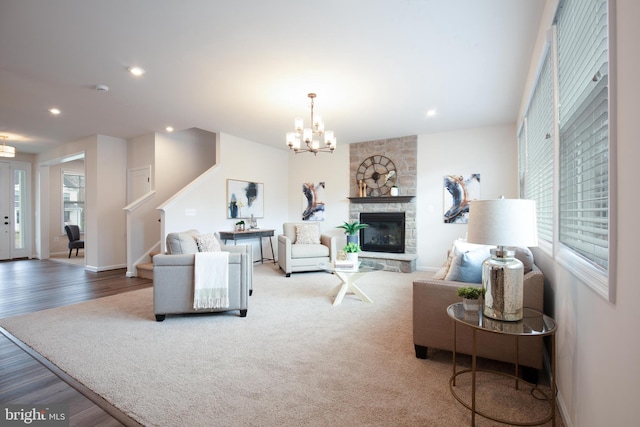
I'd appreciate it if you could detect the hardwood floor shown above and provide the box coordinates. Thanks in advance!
[0,259,152,427]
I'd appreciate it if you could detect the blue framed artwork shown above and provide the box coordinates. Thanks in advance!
[227,179,264,219]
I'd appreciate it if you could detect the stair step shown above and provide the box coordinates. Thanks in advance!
[137,262,154,280]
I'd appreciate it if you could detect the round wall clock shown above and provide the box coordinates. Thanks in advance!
[356,155,397,196]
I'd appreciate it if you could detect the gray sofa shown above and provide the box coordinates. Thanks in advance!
[153,230,253,321]
[277,222,336,277]
[413,248,544,370]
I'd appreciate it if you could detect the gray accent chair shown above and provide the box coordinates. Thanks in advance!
[277,222,336,277]
[153,230,252,321]
[412,264,545,371]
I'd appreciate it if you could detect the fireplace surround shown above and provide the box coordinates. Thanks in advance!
[348,136,417,272]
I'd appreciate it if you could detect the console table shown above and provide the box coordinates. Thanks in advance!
[218,229,275,264]
[447,303,557,426]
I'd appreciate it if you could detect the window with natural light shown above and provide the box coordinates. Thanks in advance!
[62,171,85,233]
[519,0,614,301]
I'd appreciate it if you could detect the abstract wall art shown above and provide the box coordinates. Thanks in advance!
[443,174,480,224]
[301,181,325,221]
[227,179,264,219]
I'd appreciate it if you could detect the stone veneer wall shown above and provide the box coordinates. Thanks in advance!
[349,136,418,272]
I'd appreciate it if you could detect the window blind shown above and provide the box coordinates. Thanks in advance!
[557,0,609,271]
[524,50,554,244]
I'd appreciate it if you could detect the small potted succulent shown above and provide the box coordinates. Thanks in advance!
[336,221,368,245]
[343,242,361,264]
[456,286,484,312]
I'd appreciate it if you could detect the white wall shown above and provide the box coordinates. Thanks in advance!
[287,147,351,247]
[160,133,289,262]
[416,124,518,269]
[127,132,155,197]
[85,135,128,271]
[155,128,216,200]
[518,1,640,426]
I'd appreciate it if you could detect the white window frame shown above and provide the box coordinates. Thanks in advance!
[62,169,85,234]
[519,0,616,303]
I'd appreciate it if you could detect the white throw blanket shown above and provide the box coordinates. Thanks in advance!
[193,252,230,309]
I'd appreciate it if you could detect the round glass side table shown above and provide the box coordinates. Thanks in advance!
[447,303,557,426]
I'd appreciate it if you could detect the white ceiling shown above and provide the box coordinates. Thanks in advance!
[0,0,544,155]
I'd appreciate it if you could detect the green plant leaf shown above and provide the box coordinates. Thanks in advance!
[343,242,361,253]
[336,221,369,235]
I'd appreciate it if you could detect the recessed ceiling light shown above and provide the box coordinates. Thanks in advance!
[426,109,437,117]
[128,66,145,76]
[49,108,61,115]
[165,126,174,132]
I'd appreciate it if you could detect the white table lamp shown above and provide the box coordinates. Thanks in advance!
[467,199,538,321]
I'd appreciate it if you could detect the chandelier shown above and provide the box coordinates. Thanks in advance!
[0,135,16,158]
[286,93,336,155]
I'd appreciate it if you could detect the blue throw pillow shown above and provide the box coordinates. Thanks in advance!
[445,247,490,283]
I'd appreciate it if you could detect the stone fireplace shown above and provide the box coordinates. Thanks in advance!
[348,136,417,272]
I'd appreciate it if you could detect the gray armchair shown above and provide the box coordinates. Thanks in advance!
[277,222,336,277]
[153,230,252,321]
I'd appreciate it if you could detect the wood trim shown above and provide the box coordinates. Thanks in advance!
[348,196,414,203]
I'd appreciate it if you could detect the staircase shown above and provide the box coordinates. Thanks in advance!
[136,251,161,280]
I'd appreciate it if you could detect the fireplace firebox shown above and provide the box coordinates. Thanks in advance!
[359,212,405,253]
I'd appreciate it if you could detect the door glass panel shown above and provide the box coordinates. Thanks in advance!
[14,169,26,249]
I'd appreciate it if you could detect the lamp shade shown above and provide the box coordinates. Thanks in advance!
[467,199,538,248]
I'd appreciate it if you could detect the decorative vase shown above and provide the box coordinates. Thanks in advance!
[390,186,399,196]
[462,298,481,312]
[346,235,359,245]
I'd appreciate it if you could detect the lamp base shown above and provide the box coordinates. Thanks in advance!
[482,247,524,321]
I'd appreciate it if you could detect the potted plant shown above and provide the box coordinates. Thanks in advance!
[235,220,245,232]
[343,242,361,264]
[456,286,484,311]
[336,221,368,245]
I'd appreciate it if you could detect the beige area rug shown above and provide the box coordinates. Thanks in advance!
[0,264,560,426]
[49,253,85,266]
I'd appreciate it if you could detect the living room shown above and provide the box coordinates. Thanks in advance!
[1,1,639,426]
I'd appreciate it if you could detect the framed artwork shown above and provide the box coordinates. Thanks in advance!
[227,179,264,219]
[301,182,325,221]
[443,174,480,224]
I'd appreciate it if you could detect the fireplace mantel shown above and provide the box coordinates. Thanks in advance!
[348,196,414,204]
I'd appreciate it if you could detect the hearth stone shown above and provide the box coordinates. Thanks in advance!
[359,251,417,273]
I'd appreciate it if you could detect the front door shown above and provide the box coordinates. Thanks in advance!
[0,161,30,260]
